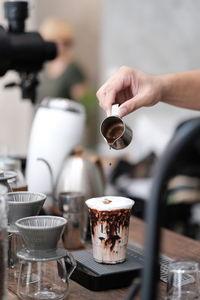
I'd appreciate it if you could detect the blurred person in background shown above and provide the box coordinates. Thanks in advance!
[38,17,98,148]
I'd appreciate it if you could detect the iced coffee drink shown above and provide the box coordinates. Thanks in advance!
[85,196,134,264]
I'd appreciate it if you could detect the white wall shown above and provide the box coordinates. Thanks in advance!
[98,0,200,160]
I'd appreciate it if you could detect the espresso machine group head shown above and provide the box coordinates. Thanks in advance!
[0,0,57,103]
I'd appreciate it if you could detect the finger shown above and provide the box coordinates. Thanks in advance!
[115,91,127,105]
[118,94,147,117]
[97,85,120,115]
[101,89,117,116]
[97,71,131,113]
[115,87,133,105]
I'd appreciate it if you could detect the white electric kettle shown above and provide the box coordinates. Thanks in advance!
[26,98,86,194]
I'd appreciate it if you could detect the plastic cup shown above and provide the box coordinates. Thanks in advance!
[85,196,134,264]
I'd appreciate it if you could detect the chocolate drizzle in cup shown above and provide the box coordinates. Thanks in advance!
[86,196,134,264]
[89,208,131,251]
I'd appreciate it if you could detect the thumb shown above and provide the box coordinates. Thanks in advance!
[118,95,145,117]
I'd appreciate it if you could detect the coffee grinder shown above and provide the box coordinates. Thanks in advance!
[0,0,57,103]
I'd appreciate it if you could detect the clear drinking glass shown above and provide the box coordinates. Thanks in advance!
[85,196,134,264]
[167,261,200,300]
[8,232,24,284]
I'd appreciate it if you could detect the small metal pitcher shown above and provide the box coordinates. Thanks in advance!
[100,115,132,150]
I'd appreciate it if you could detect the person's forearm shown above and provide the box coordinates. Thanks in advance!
[159,70,200,110]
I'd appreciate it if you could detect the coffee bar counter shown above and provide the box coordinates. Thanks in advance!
[8,217,200,299]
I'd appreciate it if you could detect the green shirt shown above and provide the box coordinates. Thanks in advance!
[37,62,86,102]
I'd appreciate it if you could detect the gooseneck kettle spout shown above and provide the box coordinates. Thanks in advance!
[127,117,200,300]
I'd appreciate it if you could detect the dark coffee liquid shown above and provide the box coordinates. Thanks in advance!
[11,185,28,192]
[106,124,124,144]
[89,208,131,251]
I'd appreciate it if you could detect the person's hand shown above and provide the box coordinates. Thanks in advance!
[96,66,163,117]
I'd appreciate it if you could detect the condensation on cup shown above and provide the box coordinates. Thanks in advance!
[85,196,134,264]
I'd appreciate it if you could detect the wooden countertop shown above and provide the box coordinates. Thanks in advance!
[8,217,200,300]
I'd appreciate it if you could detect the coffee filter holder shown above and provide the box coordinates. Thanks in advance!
[6,192,46,233]
[16,215,68,260]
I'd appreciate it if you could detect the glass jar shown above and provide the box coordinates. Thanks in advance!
[17,252,76,300]
[0,157,27,192]
[0,196,7,300]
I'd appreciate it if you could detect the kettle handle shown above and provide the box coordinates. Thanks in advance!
[92,156,105,187]
[36,158,64,214]
[37,158,63,214]
[72,147,105,186]
[37,157,54,193]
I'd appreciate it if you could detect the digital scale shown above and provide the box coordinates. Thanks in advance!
[71,247,143,291]
[71,243,191,291]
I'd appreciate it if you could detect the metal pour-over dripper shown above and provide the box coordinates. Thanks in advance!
[6,192,46,233]
[16,216,67,260]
